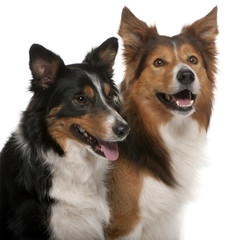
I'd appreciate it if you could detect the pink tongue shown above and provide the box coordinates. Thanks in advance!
[176,98,191,106]
[172,90,191,106]
[98,140,119,161]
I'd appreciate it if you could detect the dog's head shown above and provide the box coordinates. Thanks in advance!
[29,38,129,160]
[119,7,218,129]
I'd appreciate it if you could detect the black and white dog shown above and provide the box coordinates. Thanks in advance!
[0,37,129,240]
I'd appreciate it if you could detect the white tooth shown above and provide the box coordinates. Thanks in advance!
[166,95,172,101]
[79,127,85,133]
[83,132,88,137]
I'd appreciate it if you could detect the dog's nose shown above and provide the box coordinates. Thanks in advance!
[112,122,130,139]
[177,69,195,85]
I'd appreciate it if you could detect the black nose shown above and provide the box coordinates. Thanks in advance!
[177,69,195,85]
[112,122,130,139]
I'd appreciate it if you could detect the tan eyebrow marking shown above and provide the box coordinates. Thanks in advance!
[84,85,94,99]
[104,83,111,97]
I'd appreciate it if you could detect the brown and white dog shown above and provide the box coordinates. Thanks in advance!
[106,7,218,240]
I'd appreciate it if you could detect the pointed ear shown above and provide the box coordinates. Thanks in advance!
[181,6,218,44]
[29,44,64,90]
[119,7,158,53]
[82,37,118,77]
[181,7,218,81]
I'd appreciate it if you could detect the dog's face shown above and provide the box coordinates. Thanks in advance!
[133,36,210,117]
[29,38,129,160]
[119,7,218,129]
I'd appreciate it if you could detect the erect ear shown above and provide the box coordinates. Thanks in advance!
[29,44,64,90]
[181,6,218,44]
[82,37,118,77]
[181,7,218,81]
[118,7,158,56]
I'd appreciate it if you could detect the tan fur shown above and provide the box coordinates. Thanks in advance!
[47,111,108,151]
[104,83,111,98]
[106,151,143,238]
[84,85,94,99]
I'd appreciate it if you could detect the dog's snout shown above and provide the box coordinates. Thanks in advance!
[112,122,130,139]
[177,69,195,85]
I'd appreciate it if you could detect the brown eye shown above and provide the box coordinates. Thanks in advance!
[74,96,87,105]
[188,56,198,64]
[153,58,166,67]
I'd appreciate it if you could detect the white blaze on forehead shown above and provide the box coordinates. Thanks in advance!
[88,73,117,113]
[87,73,127,141]
[90,73,116,114]
[90,74,107,104]
[171,42,199,95]
[172,41,180,62]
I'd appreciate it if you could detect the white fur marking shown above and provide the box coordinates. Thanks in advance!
[90,73,127,141]
[173,41,179,62]
[47,139,110,240]
[172,63,199,95]
[132,117,206,240]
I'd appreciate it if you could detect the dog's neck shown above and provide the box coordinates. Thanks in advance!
[120,89,207,187]
[46,139,109,188]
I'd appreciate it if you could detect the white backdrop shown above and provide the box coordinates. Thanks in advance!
[0,0,235,239]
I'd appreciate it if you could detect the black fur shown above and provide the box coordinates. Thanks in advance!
[119,109,177,187]
[0,37,119,240]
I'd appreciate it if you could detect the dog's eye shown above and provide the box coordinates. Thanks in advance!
[188,56,198,65]
[153,58,166,67]
[74,96,87,105]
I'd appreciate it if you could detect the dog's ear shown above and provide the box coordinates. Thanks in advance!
[29,44,65,90]
[83,37,118,77]
[119,7,158,58]
[181,6,218,81]
[181,6,218,44]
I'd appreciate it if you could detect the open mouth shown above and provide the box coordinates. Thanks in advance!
[156,89,197,114]
[71,124,119,161]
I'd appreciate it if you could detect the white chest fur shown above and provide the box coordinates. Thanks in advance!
[138,117,207,240]
[46,140,110,240]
